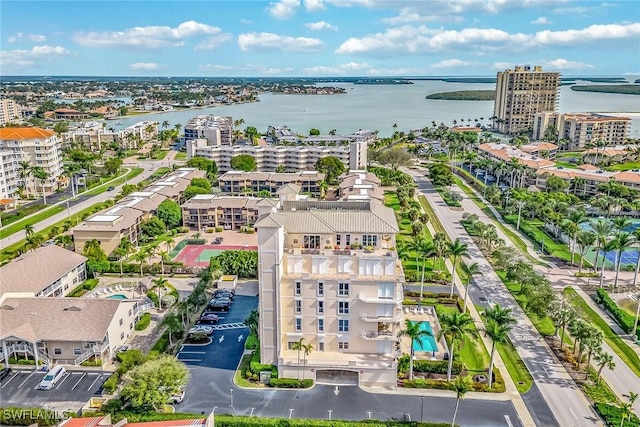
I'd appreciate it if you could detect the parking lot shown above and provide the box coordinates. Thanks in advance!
[0,369,110,409]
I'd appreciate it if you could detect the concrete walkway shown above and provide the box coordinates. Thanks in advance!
[405,168,601,427]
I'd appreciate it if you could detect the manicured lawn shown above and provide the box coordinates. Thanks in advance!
[606,161,640,172]
[495,339,533,393]
[175,152,187,160]
[85,167,144,196]
[562,287,640,377]
[0,205,65,239]
[418,195,447,237]
[555,161,578,169]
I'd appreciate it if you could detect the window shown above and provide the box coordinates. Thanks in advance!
[318,318,324,332]
[362,235,378,247]
[303,235,321,249]
[294,281,301,296]
[338,319,349,332]
[128,309,132,316]
[338,341,349,350]
[73,348,82,355]
[317,282,324,296]
[295,300,302,314]
[120,332,125,340]
[318,342,325,351]
[336,234,341,246]
[345,234,351,246]
[317,300,324,314]
[54,348,62,355]
[130,323,134,330]
[338,282,349,296]
[288,341,297,350]
[119,318,123,326]
[295,318,302,332]
[338,301,349,314]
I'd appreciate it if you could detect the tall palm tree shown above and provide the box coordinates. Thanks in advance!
[407,236,426,281]
[152,277,169,309]
[599,240,618,288]
[162,313,183,348]
[613,231,634,288]
[461,262,481,312]
[158,250,170,277]
[25,224,35,239]
[447,239,469,298]
[484,319,511,389]
[291,338,305,380]
[433,233,448,272]
[438,312,475,381]
[633,228,640,287]
[450,377,472,427]
[132,247,150,277]
[398,319,434,381]
[244,309,259,338]
[576,230,596,273]
[590,219,613,272]
[54,234,73,248]
[114,237,134,276]
[418,239,436,297]
[32,166,49,205]
[18,161,32,198]
[619,401,634,427]
[565,209,587,266]
[301,342,314,380]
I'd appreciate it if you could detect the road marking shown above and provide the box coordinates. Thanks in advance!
[179,351,205,354]
[504,415,514,427]
[238,334,244,342]
[72,373,86,390]
[249,408,255,417]
[334,386,340,395]
[86,373,102,391]
[219,336,225,343]
[178,359,201,362]
[288,409,294,419]
[1,372,20,388]
[328,410,333,420]
[179,345,185,352]
[55,373,71,390]
[367,412,372,419]
[569,408,577,419]
[20,371,37,388]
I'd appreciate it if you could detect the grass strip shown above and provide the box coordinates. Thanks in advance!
[0,205,65,239]
[562,287,640,378]
[495,339,533,393]
[84,167,144,196]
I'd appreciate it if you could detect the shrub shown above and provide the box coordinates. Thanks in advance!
[150,330,170,354]
[67,278,100,298]
[413,359,463,375]
[102,373,119,394]
[135,313,151,331]
[596,289,640,339]
[269,378,314,389]
[215,227,223,232]
[80,358,102,367]
[403,378,454,390]
[176,226,190,234]
[146,290,159,307]
[594,402,640,427]
[245,333,258,350]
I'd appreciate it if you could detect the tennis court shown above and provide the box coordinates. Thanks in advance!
[175,244,258,267]
[580,220,640,267]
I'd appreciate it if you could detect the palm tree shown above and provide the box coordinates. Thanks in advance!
[164,236,175,253]
[613,231,634,288]
[418,239,436,297]
[244,309,259,338]
[54,234,73,248]
[162,313,183,348]
[619,400,635,427]
[590,219,613,272]
[132,248,150,277]
[484,319,511,389]
[407,236,426,282]
[438,312,475,381]
[274,165,287,173]
[114,237,134,276]
[565,209,587,266]
[461,262,481,312]
[633,228,640,287]
[576,230,596,273]
[450,376,472,427]
[447,239,469,298]
[599,239,618,288]
[301,342,314,380]
[398,319,434,381]
[32,166,49,205]
[18,161,32,198]
[25,224,35,239]
[152,277,169,309]
[158,250,170,277]
[595,351,615,385]
[291,338,305,380]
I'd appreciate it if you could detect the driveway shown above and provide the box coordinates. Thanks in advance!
[0,369,110,411]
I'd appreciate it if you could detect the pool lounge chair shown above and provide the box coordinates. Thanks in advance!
[404,306,410,314]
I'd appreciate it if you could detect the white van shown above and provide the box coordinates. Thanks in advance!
[37,366,66,390]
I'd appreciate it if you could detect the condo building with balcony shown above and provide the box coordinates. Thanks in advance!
[0,99,23,126]
[255,200,404,387]
[218,171,325,198]
[493,65,560,135]
[0,127,64,199]
[181,195,280,231]
[184,115,233,146]
[532,112,631,150]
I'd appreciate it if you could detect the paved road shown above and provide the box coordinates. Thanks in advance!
[406,169,600,427]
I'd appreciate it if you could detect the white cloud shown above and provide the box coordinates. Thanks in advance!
[73,20,223,49]
[129,62,159,71]
[304,0,325,11]
[238,32,325,52]
[7,32,47,43]
[431,59,473,68]
[194,34,232,51]
[303,62,372,75]
[530,16,551,25]
[0,45,70,71]
[305,21,338,31]
[492,61,513,70]
[198,64,294,75]
[544,58,593,70]
[336,22,640,55]
[267,0,300,20]
[240,19,254,25]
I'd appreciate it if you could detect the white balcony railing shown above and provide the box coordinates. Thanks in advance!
[358,312,400,323]
[359,330,396,341]
[358,293,400,304]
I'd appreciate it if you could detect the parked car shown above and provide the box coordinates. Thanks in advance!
[107,186,115,191]
[188,325,214,336]
[197,313,220,324]
[213,237,223,244]
[207,300,230,312]
[37,366,66,390]
[168,388,185,404]
[116,345,130,353]
[213,290,234,300]
[210,296,232,306]
[0,368,12,382]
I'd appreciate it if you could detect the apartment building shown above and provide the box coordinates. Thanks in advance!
[477,142,556,168]
[73,167,203,254]
[0,297,138,367]
[219,171,325,198]
[0,127,64,199]
[494,65,560,135]
[256,200,404,387]
[532,112,631,150]
[181,195,279,231]
[184,115,232,146]
[0,245,87,299]
[0,99,22,126]
[338,170,384,202]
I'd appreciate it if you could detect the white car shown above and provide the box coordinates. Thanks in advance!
[168,389,185,404]
[188,325,214,336]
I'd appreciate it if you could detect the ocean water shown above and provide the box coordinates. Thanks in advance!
[113,80,640,138]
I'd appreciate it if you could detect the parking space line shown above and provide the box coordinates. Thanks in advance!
[87,373,102,391]
[72,373,86,390]
[179,351,205,354]
[19,371,37,388]
[54,373,71,390]
[1,371,21,388]
[178,359,201,362]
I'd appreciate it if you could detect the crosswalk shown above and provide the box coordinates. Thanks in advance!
[211,322,247,330]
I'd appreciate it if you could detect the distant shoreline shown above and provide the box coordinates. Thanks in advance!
[426,90,495,101]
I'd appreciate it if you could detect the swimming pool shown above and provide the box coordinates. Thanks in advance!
[106,294,128,300]
[411,321,439,353]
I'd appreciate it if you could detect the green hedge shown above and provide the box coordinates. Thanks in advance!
[269,378,314,388]
[102,373,119,394]
[245,333,258,350]
[0,407,62,426]
[414,359,463,375]
[150,330,170,354]
[403,378,454,390]
[594,403,640,427]
[596,289,640,339]
[135,313,151,331]
[147,290,159,307]
[8,357,35,365]
[67,278,99,297]
[249,349,277,377]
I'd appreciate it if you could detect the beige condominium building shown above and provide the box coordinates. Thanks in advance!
[532,112,631,150]
[255,199,404,388]
[181,194,279,231]
[0,127,64,200]
[218,171,326,198]
[494,65,560,135]
[0,99,22,126]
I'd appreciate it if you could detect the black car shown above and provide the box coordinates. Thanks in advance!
[207,300,231,312]
[0,368,12,382]
[213,237,223,244]
[213,290,234,300]
[107,186,115,191]
[197,313,220,324]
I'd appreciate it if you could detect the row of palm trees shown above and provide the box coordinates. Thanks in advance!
[16,161,49,203]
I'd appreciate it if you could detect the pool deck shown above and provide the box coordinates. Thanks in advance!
[401,307,449,361]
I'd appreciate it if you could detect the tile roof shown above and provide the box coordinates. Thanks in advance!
[0,297,127,342]
[613,171,640,184]
[126,420,206,427]
[0,127,55,140]
[0,245,87,295]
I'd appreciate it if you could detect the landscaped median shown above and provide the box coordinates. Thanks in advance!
[234,346,314,389]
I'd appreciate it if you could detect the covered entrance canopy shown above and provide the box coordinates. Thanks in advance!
[315,369,359,386]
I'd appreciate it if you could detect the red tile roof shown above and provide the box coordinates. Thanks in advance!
[0,127,55,140]
[126,420,206,427]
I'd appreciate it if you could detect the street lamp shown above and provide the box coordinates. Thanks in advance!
[230,388,235,415]
[212,407,217,427]
[420,396,425,422]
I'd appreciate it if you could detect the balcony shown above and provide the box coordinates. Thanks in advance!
[359,312,400,323]
[358,293,400,304]
[359,330,396,341]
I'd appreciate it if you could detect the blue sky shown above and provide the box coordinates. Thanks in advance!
[1,0,639,76]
